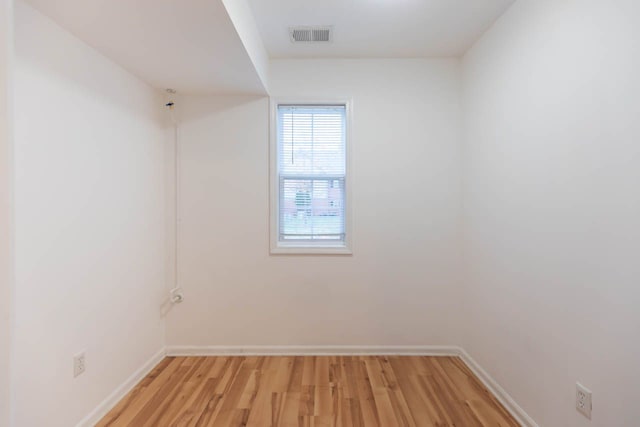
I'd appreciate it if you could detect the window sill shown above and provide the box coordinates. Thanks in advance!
[270,244,353,255]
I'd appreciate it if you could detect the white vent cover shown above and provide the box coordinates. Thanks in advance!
[289,26,333,43]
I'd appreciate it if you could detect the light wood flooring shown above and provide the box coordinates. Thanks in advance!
[98,356,519,426]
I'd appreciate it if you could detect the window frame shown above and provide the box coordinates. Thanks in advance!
[270,98,353,255]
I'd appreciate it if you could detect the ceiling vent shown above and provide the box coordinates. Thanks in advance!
[289,26,333,43]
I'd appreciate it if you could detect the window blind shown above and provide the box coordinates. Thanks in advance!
[277,105,347,243]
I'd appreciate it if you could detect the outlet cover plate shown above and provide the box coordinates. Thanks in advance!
[576,382,592,419]
[73,351,86,378]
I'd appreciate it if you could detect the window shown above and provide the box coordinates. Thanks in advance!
[270,101,351,254]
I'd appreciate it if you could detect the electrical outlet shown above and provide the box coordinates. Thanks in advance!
[73,351,86,378]
[576,382,592,419]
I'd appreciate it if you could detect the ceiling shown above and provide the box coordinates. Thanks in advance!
[248,0,515,58]
[24,0,267,94]
[23,0,515,94]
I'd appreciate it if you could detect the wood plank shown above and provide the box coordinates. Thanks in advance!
[97,356,519,426]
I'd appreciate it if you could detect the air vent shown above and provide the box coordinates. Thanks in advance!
[289,26,333,43]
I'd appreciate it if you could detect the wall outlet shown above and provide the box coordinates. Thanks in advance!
[576,382,592,419]
[73,351,86,378]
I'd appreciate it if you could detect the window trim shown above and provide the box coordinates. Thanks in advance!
[269,97,353,255]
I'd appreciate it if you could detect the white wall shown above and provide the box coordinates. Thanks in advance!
[12,2,167,426]
[0,1,13,426]
[166,59,464,348]
[462,1,640,426]
[221,0,269,92]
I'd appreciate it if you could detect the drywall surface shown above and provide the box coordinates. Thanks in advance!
[221,0,269,92]
[12,2,167,426]
[0,1,13,425]
[166,59,464,348]
[462,1,640,425]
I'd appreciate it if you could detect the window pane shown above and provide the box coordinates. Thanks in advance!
[278,106,346,176]
[277,105,347,244]
[279,178,345,240]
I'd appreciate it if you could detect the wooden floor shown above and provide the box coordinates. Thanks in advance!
[98,356,518,427]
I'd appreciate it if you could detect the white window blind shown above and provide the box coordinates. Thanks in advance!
[277,104,347,244]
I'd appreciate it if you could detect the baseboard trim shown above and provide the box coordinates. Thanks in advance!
[75,347,166,427]
[458,349,538,427]
[165,345,461,357]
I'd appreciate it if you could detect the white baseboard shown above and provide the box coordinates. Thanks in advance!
[75,347,166,427]
[458,349,538,427]
[165,345,461,357]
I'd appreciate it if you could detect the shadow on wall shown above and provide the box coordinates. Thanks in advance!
[173,94,267,125]
[16,8,164,124]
